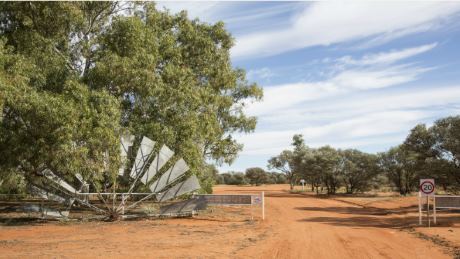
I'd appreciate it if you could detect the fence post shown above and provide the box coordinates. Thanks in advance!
[418,191,422,225]
[121,194,125,215]
[427,196,430,227]
[41,197,45,219]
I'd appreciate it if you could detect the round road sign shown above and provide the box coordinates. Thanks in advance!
[420,180,435,195]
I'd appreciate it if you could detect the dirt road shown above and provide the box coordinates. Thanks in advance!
[0,185,454,258]
[215,185,449,259]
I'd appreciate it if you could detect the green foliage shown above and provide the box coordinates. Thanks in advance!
[341,149,379,193]
[270,135,382,195]
[378,146,418,195]
[0,37,121,186]
[0,2,262,193]
[215,170,286,185]
[215,171,248,185]
[402,117,460,192]
[0,170,26,195]
[269,116,460,195]
[268,150,295,188]
[245,167,267,186]
[266,172,287,184]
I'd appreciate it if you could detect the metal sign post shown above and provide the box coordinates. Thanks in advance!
[419,179,435,226]
[300,179,305,191]
[418,191,422,225]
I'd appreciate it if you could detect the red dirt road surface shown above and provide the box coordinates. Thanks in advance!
[0,184,458,258]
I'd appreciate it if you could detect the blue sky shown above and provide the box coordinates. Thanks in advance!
[158,1,460,172]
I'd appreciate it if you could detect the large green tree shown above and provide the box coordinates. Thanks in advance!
[341,149,379,194]
[404,117,460,191]
[268,150,295,189]
[268,135,310,190]
[378,146,418,195]
[0,2,262,193]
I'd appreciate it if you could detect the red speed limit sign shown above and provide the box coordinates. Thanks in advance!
[420,179,435,196]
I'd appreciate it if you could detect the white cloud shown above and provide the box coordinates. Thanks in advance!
[330,65,433,90]
[246,64,431,117]
[156,2,303,35]
[156,2,226,23]
[247,43,437,117]
[238,85,460,156]
[337,43,438,66]
[236,42,455,157]
[246,67,274,81]
[232,2,460,59]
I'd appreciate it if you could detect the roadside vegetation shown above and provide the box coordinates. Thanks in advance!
[267,115,460,195]
[215,168,287,186]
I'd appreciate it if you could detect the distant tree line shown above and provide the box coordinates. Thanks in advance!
[267,115,460,195]
[215,168,287,185]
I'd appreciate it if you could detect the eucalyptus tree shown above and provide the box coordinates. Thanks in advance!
[431,116,460,188]
[245,167,267,186]
[378,146,418,195]
[0,2,262,193]
[404,117,460,191]
[341,149,379,194]
[268,150,296,189]
[314,146,342,194]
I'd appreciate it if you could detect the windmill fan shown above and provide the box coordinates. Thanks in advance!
[27,135,201,220]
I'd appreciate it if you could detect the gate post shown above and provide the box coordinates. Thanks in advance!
[418,191,422,225]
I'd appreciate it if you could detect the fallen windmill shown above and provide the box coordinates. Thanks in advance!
[26,135,202,220]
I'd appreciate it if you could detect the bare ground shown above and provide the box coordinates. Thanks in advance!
[0,184,458,258]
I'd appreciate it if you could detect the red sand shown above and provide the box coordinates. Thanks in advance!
[0,184,458,258]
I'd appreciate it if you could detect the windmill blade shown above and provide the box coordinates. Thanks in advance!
[149,158,189,193]
[42,169,78,194]
[29,185,67,203]
[119,134,135,176]
[43,208,70,218]
[75,173,90,193]
[129,136,156,178]
[28,185,74,218]
[156,175,200,202]
[21,204,69,218]
[140,144,174,184]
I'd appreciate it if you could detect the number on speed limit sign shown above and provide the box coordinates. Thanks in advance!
[420,179,435,196]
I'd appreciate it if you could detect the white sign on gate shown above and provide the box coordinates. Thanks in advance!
[252,195,262,205]
[420,179,435,197]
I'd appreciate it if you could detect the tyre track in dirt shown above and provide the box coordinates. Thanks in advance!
[213,186,450,259]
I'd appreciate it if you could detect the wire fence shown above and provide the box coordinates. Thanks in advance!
[0,193,190,221]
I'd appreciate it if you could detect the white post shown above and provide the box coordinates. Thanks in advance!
[433,196,437,225]
[418,191,422,225]
[121,194,125,215]
[427,196,430,228]
[41,198,45,219]
[262,191,265,220]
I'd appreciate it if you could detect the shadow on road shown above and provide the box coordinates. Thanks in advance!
[294,205,418,216]
[298,215,456,229]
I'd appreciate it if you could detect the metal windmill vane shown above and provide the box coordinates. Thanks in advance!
[27,135,201,219]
